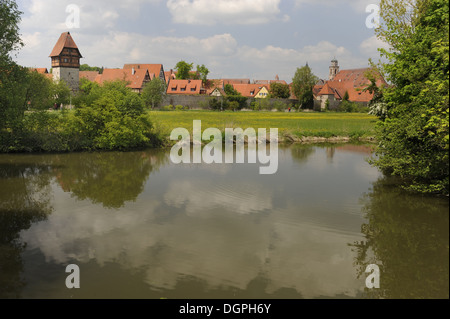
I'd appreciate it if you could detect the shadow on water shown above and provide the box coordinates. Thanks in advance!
[350,177,449,299]
[0,161,54,299]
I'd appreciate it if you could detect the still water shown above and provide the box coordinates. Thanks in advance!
[0,144,448,299]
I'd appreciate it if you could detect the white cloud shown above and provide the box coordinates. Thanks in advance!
[166,0,282,25]
[359,35,390,58]
[294,0,379,12]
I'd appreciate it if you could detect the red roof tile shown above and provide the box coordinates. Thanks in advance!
[167,79,202,95]
[95,68,151,90]
[315,68,387,103]
[123,64,164,81]
[79,71,99,82]
[49,32,82,57]
[233,84,269,97]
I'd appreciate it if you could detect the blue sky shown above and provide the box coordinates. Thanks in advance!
[15,0,387,81]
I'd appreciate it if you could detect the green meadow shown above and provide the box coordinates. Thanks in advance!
[149,111,378,140]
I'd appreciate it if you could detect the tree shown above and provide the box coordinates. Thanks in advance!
[343,90,349,101]
[270,82,291,99]
[371,0,449,194]
[224,84,240,96]
[0,0,28,134]
[196,64,209,85]
[52,80,71,107]
[80,64,103,73]
[175,61,194,80]
[291,64,318,108]
[142,77,167,109]
[0,0,23,59]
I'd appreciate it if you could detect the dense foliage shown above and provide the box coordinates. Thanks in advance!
[269,82,291,99]
[371,0,449,194]
[291,65,319,109]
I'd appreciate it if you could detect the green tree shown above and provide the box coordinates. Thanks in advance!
[0,0,23,59]
[224,84,240,96]
[371,0,449,194]
[80,64,103,73]
[342,90,349,101]
[196,64,209,85]
[25,70,54,110]
[0,0,28,136]
[52,80,71,107]
[175,61,194,80]
[269,82,291,99]
[142,77,167,109]
[291,64,318,109]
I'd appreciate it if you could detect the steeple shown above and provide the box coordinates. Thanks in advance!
[329,58,339,81]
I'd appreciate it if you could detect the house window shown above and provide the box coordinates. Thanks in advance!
[181,88,186,92]
[171,87,177,91]
[64,58,68,63]
[191,87,196,92]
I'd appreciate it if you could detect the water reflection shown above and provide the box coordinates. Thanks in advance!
[53,150,168,208]
[351,177,449,299]
[0,145,447,299]
[0,159,54,298]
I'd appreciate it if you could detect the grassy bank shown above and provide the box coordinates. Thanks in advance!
[150,110,378,143]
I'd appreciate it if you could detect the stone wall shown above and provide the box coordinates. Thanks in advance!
[161,95,298,110]
[53,67,79,92]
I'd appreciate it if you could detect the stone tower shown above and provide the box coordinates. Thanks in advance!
[329,58,339,81]
[49,32,82,92]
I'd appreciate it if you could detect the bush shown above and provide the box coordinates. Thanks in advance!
[160,105,174,111]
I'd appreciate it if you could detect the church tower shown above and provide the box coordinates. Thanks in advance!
[329,58,339,81]
[49,32,82,92]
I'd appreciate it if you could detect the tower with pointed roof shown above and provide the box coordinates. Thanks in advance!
[49,32,82,92]
[329,58,339,81]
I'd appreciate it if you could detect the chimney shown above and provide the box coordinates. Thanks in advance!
[132,67,136,75]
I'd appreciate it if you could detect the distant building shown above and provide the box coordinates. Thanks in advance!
[49,32,82,92]
[79,71,99,82]
[123,64,166,83]
[314,59,387,110]
[28,68,53,80]
[95,68,152,93]
[223,79,251,85]
[167,79,202,95]
[232,84,270,98]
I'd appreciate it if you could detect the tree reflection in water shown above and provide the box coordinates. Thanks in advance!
[0,160,54,298]
[351,177,449,299]
[52,150,168,208]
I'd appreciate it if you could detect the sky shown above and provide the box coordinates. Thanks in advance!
[15,0,388,82]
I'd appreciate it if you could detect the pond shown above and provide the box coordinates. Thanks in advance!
[0,144,448,299]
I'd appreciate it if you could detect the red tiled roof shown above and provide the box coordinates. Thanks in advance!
[167,79,202,95]
[270,80,288,85]
[79,71,99,82]
[49,32,82,57]
[223,79,251,85]
[233,84,269,97]
[29,68,49,74]
[204,79,224,95]
[315,68,387,103]
[164,70,176,83]
[123,64,163,81]
[318,82,335,96]
[95,68,151,90]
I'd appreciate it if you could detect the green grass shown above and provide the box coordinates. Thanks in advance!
[149,110,378,141]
